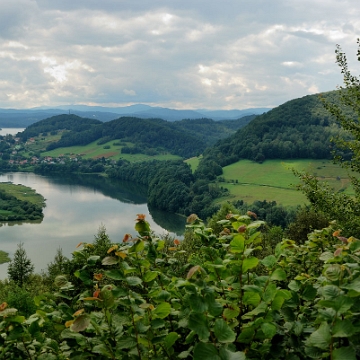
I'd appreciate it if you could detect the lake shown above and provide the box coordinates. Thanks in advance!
[0,172,186,279]
[0,128,25,136]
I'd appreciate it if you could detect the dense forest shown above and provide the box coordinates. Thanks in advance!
[19,114,254,159]
[201,90,353,167]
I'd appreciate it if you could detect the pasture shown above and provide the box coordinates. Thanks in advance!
[41,139,181,162]
[218,159,354,206]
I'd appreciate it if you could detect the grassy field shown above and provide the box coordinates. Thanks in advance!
[185,156,202,172]
[40,139,181,162]
[0,183,46,207]
[218,159,354,206]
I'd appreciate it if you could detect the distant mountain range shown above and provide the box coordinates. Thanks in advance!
[0,104,271,127]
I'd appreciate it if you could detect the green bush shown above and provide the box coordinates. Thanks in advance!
[0,214,359,359]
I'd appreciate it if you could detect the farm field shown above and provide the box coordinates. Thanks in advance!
[41,139,181,162]
[218,159,355,206]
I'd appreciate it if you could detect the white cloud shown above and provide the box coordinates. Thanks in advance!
[0,0,358,109]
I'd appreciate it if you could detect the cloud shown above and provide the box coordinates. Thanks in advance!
[0,0,358,109]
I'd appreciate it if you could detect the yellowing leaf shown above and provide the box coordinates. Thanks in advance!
[107,245,118,254]
[73,309,85,317]
[115,251,127,259]
[65,320,74,328]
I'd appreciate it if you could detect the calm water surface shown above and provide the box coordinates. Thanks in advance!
[0,172,186,279]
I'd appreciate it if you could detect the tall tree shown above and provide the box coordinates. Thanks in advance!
[7,242,34,286]
[297,40,360,236]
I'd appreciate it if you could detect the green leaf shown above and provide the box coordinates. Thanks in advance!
[193,342,221,360]
[270,267,287,281]
[302,285,317,301]
[71,314,91,332]
[288,280,301,292]
[214,319,236,343]
[74,269,92,285]
[87,255,100,264]
[324,264,342,281]
[135,220,150,235]
[129,239,145,253]
[332,346,356,360]
[152,302,171,319]
[189,293,208,313]
[223,305,240,320]
[261,322,277,339]
[126,276,142,286]
[102,256,118,265]
[342,277,360,293]
[307,322,331,350]
[116,336,137,349]
[332,319,355,338]
[237,326,255,343]
[242,257,259,272]
[207,300,223,317]
[105,269,125,280]
[188,312,210,341]
[230,234,245,253]
[242,302,267,319]
[261,255,277,268]
[219,347,246,360]
[163,332,178,349]
[243,292,261,307]
[271,295,285,311]
[143,271,158,282]
[321,285,341,299]
[92,343,113,357]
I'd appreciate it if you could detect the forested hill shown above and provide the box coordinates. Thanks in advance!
[18,113,254,159]
[19,114,102,141]
[203,90,349,166]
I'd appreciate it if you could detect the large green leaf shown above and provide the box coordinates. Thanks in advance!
[332,319,355,337]
[188,312,210,341]
[242,257,259,272]
[193,342,221,360]
[230,234,245,253]
[214,319,236,343]
[306,323,331,350]
[237,326,255,343]
[126,276,143,286]
[152,302,171,319]
[332,346,356,360]
[189,293,208,313]
[135,220,150,236]
[261,255,277,269]
[143,271,158,282]
[163,332,178,349]
[219,347,246,360]
[270,267,287,281]
[223,306,240,320]
[243,292,261,307]
[105,269,125,280]
[261,322,277,339]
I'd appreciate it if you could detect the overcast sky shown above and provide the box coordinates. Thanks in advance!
[0,0,359,110]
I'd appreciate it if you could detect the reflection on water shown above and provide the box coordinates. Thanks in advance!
[0,172,185,279]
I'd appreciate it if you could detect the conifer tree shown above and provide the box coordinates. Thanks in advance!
[7,242,34,286]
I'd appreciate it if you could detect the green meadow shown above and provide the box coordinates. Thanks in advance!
[185,155,202,172]
[41,139,181,162]
[0,183,45,207]
[218,159,354,206]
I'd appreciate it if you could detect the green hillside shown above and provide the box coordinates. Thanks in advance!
[204,90,352,167]
[19,114,253,160]
[216,159,353,206]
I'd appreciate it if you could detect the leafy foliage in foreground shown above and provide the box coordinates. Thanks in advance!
[0,213,359,359]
